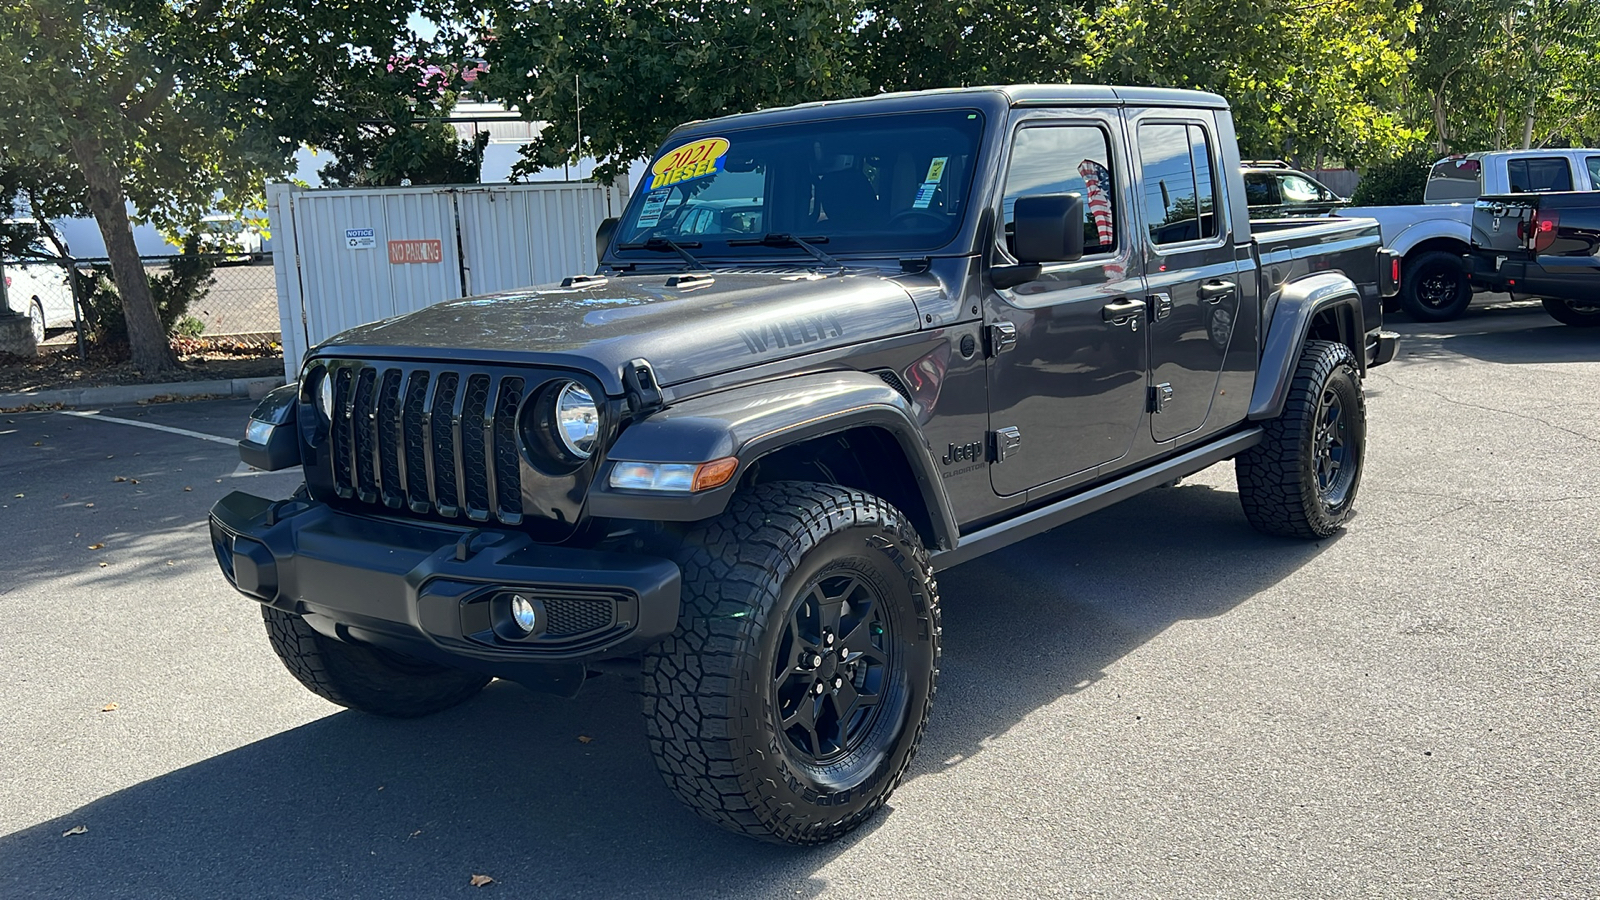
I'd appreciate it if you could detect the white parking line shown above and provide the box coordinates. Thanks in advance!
[58,409,237,446]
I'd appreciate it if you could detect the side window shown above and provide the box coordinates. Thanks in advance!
[1279,174,1323,203]
[1001,125,1118,256]
[1139,122,1220,245]
[1243,174,1276,206]
[1506,157,1573,193]
[1586,156,1600,188]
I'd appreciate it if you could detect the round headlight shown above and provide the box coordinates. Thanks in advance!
[553,381,599,459]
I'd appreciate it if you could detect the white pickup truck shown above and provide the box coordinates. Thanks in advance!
[1339,149,1600,320]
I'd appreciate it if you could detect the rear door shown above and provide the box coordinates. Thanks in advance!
[1128,112,1241,443]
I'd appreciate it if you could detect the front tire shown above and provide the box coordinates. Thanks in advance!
[1399,250,1472,321]
[1542,297,1600,327]
[642,482,940,844]
[1236,340,1366,538]
[260,606,490,718]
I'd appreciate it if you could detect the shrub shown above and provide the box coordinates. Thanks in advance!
[1350,147,1435,206]
[76,236,216,352]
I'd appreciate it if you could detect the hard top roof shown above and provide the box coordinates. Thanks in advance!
[667,84,1229,139]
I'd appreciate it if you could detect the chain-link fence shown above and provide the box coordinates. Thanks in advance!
[1,252,281,356]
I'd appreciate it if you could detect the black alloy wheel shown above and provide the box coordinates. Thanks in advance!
[1399,251,1472,321]
[1313,384,1356,510]
[774,571,896,766]
[1542,297,1600,327]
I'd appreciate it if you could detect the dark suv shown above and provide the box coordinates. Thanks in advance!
[211,86,1399,845]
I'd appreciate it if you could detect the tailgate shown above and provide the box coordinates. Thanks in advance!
[1472,196,1537,257]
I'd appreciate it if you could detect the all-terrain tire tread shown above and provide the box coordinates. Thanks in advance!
[1236,339,1365,539]
[640,482,941,845]
[261,606,489,718]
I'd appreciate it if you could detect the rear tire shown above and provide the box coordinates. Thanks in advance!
[1399,251,1472,321]
[28,299,45,345]
[642,482,940,844]
[1542,297,1600,327]
[1236,340,1366,538]
[261,606,490,718]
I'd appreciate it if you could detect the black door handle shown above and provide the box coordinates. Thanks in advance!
[1200,280,1237,303]
[1101,298,1145,321]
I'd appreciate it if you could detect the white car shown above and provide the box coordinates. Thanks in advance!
[1340,149,1600,321]
[196,214,265,263]
[2,222,75,344]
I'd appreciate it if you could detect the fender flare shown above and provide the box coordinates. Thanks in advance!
[1249,272,1366,421]
[586,370,960,550]
[1389,218,1471,259]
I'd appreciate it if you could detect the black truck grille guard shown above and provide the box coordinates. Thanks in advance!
[323,360,527,525]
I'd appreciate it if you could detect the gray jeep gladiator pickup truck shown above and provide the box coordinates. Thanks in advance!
[210,85,1399,844]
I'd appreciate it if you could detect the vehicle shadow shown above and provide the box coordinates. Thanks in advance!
[0,480,1335,899]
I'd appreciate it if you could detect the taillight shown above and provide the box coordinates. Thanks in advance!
[1391,256,1401,286]
[1529,211,1560,253]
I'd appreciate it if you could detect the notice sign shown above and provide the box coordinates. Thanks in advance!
[388,239,443,264]
[345,228,375,250]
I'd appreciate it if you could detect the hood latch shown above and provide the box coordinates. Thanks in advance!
[623,358,665,420]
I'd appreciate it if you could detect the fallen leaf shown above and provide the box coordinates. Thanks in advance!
[62,825,87,837]
[577,735,593,744]
[101,703,118,712]
[409,830,423,838]
[88,543,104,550]
[32,442,39,447]
[165,560,175,566]
[13,493,21,498]
[98,562,108,568]
[85,503,94,508]
[470,875,494,888]
[183,486,192,492]
[113,476,126,483]
[129,479,139,484]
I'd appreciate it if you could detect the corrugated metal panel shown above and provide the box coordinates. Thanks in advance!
[269,182,626,380]
[457,183,625,295]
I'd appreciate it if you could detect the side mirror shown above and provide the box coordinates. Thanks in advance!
[595,217,620,261]
[1012,194,1086,264]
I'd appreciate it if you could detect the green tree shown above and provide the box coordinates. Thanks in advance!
[1,0,454,371]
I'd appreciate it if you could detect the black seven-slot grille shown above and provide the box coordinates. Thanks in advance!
[324,361,525,525]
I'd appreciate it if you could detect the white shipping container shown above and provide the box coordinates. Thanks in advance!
[268,181,628,380]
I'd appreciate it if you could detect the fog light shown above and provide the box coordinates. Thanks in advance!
[510,594,539,634]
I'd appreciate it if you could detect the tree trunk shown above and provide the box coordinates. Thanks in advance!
[66,132,176,374]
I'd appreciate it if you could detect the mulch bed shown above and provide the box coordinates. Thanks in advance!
[0,336,283,395]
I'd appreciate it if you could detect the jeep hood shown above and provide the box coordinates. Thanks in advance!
[317,271,926,394]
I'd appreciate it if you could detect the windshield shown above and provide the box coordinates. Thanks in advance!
[613,109,985,260]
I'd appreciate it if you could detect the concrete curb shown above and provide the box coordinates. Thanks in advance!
[0,375,285,412]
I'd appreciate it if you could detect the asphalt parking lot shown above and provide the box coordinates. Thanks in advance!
[1,297,1596,899]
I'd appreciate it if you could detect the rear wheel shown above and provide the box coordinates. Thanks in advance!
[1236,340,1366,538]
[1542,297,1600,327]
[642,482,940,844]
[1399,251,1472,321]
[28,299,45,345]
[260,606,490,718]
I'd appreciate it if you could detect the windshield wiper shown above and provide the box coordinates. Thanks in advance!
[727,233,844,270]
[615,236,708,270]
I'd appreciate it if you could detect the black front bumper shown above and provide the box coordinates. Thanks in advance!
[209,492,680,693]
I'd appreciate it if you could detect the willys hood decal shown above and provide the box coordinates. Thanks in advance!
[319,271,926,393]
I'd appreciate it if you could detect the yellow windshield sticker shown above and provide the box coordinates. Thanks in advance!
[650,137,731,190]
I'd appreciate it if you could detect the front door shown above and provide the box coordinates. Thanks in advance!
[1129,114,1241,442]
[986,112,1148,498]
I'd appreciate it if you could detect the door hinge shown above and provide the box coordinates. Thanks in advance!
[990,426,1022,462]
[1147,293,1172,320]
[985,322,1018,356]
[1148,382,1173,413]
